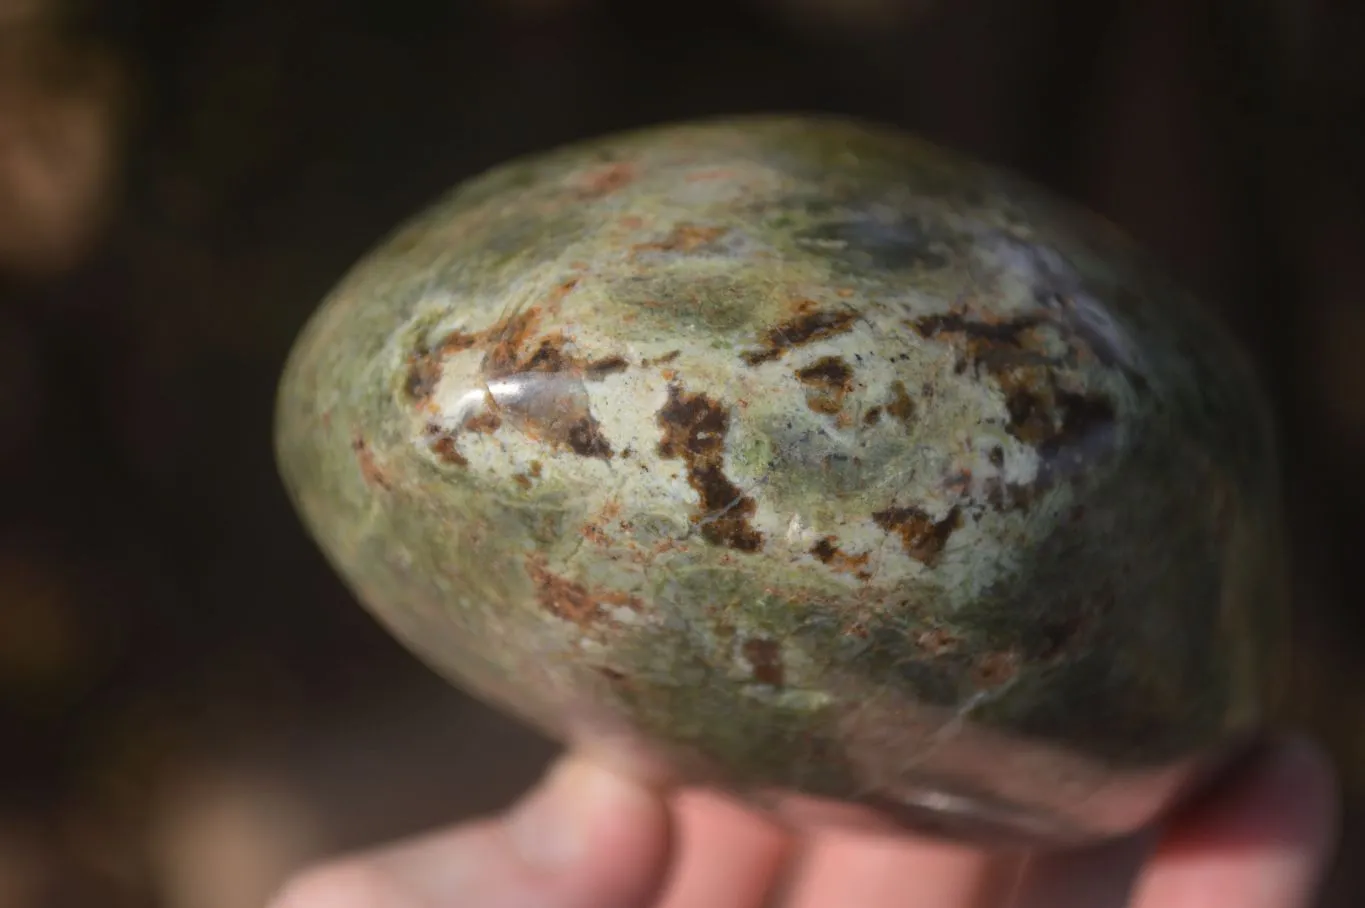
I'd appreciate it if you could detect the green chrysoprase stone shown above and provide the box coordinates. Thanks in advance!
[275,116,1287,847]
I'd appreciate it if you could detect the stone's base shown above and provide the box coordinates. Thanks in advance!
[759,736,1254,851]
[770,789,1088,849]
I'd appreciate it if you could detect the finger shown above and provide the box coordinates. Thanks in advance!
[268,754,672,908]
[780,824,1023,908]
[656,789,792,908]
[1131,735,1340,908]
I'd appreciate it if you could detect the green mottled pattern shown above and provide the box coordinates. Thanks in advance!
[275,115,1285,846]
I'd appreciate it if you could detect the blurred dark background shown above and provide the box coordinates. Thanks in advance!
[1,0,1362,905]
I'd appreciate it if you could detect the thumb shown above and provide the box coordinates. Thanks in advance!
[269,754,673,908]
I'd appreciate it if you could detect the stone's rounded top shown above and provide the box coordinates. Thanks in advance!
[276,115,1286,848]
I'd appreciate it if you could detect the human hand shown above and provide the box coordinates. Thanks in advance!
[270,735,1338,908]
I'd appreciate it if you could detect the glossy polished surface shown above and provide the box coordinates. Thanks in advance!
[275,115,1286,847]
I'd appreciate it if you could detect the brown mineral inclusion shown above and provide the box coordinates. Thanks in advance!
[275,115,1288,848]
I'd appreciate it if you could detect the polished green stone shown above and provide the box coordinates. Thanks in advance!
[275,115,1287,847]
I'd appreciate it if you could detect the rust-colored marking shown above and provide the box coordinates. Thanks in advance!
[915,627,962,655]
[872,505,961,565]
[886,380,916,426]
[632,223,728,255]
[576,161,637,197]
[483,307,546,379]
[809,536,871,574]
[998,373,1054,446]
[402,279,634,459]
[352,436,392,489]
[526,555,641,626]
[404,350,443,402]
[584,355,629,379]
[643,350,681,367]
[742,300,857,365]
[741,638,785,686]
[566,417,613,459]
[944,469,972,495]
[796,356,854,415]
[913,310,1116,462]
[429,433,467,467]
[656,384,764,552]
[461,409,502,434]
[437,330,480,355]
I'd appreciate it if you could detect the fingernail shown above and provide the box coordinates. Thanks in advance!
[507,757,637,872]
